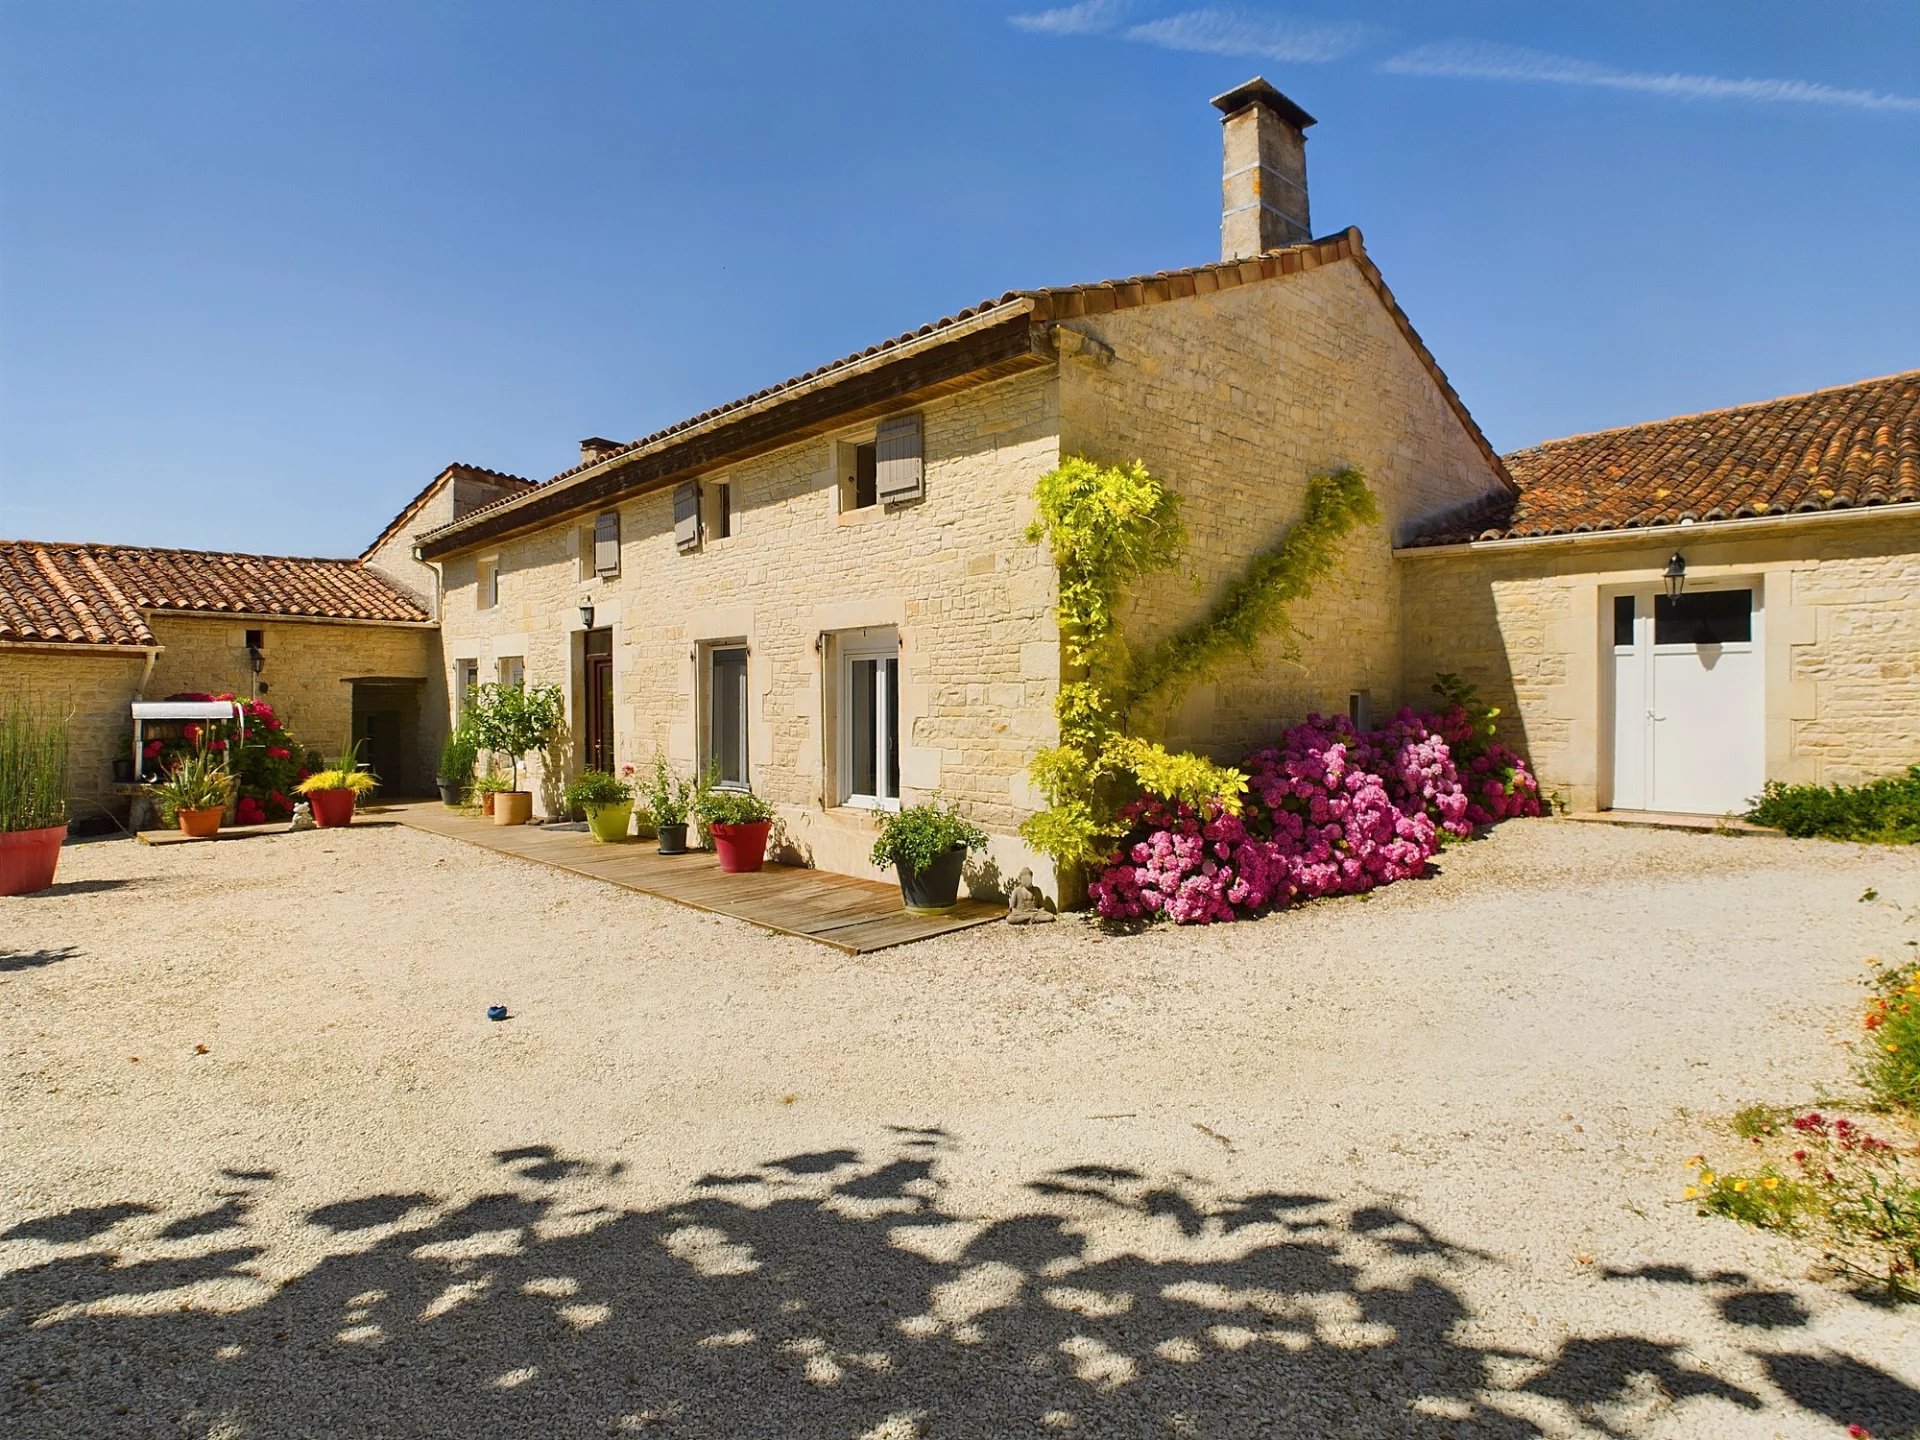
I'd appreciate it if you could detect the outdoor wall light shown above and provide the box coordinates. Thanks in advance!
[1664,552,1687,600]
[578,600,595,630]
[247,645,265,675]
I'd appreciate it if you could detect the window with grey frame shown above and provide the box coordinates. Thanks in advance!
[707,645,749,789]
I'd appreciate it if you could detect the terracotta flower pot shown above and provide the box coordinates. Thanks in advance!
[493,791,533,826]
[709,819,772,873]
[481,790,496,816]
[309,788,357,828]
[177,805,224,840]
[0,824,65,897]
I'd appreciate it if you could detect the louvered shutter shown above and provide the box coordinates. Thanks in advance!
[673,483,701,551]
[873,414,924,505]
[594,512,620,574]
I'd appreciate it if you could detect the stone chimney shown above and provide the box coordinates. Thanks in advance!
[1210,77,1316,262]
[579,436,624,467]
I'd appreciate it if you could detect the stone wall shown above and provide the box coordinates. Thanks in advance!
[0,647,153,821]
[364,472,529,614]
[1399,511,1920,811]
[146,616,440,790]
[1057,257,1509,761]
[434,370,1062,892]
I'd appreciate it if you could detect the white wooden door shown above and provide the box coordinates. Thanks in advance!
[1609,585,1764,815]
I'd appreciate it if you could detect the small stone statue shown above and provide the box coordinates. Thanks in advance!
[288,801,316,832]
[1006,867,1055,924]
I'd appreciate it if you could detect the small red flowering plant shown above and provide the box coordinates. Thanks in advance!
[147,693,305,821]
[1688,1108,1917,1300]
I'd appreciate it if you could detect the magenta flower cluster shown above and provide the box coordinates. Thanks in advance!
[1089,705,1541,924]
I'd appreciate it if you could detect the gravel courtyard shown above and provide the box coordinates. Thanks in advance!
[3,817,1918,1438]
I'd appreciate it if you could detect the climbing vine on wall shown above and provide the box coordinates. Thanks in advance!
[1020,458,1379,868]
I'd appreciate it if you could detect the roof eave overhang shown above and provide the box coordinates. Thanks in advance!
[417,302,1048,561]
[0,638,159,655]
[1394,498,1920,557]
[142,609,436,629]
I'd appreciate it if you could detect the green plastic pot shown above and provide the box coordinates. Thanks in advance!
[584,801,632,843]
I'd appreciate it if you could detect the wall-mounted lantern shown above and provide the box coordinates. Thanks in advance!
[578,599,595,631]
[1664,553,1687,600]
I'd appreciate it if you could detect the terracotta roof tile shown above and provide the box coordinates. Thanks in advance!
[0,541,432,647]
[1408,370,1920,546]
[421,229,1510,551]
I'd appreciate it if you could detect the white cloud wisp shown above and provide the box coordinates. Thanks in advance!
[1382,41,1920,116]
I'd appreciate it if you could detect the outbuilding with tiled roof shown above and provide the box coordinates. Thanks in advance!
[0,540,441,820]
[1399,369,1920,819]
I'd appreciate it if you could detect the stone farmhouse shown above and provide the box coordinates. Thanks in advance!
[3,80,1915,893]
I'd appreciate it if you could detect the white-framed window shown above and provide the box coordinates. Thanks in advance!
[705,643,750,789]
[498,655,526,689]
[1347,690,1371,730]
[837,629,900,807]
[455,659,479,717]
[477,558,499,610]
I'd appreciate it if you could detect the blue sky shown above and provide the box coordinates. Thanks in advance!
[2,1,1915,556]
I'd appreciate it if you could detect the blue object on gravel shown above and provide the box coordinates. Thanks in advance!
[486,1005,508,1022]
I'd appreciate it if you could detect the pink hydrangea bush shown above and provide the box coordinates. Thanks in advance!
[1089,703,1541,924]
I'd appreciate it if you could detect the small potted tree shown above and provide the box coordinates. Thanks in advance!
[0,705,69,896]
[295,741,378,828]
[646,755,700,855]
[153,746,237,838]
[870,802,989,915]
[696,788,776,874]
[564,769,634,843]
[436,724,479,807]
[470,681,563,827]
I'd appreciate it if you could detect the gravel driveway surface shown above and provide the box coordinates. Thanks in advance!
[2,817,1917,1438]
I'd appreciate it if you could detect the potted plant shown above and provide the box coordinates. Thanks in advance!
[563,769,633,843]
[469,681,564,827]
[472,772,509,817]
[0,706,68,896]
[621,764,658,839]
[870,803,989,915]
[152,745,236,839]
[646,755,701,855]
[295,741,377,828]
[436,724,479,807]
[696,787,776,874]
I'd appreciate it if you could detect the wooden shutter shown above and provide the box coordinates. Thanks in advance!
[873,414,924,505]
[594,511,620,574]
[673,483,701,551]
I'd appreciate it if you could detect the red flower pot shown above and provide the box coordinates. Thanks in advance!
[308,788,357,828]
[709,819,771,874]
[0,824,65,897]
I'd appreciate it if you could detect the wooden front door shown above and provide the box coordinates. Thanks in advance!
[584,629,614,774]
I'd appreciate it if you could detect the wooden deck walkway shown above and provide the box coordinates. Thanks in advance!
[389,802,1004,953]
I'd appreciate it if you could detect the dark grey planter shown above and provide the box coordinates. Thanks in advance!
[437,780,463,806]
[896,846,967,915]
[657,822,689,855]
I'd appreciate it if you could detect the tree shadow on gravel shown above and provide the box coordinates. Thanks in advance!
[0,946,79,973]
[0,1137,1912,1439]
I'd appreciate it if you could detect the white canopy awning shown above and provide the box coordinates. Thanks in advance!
[131,700,245,722]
